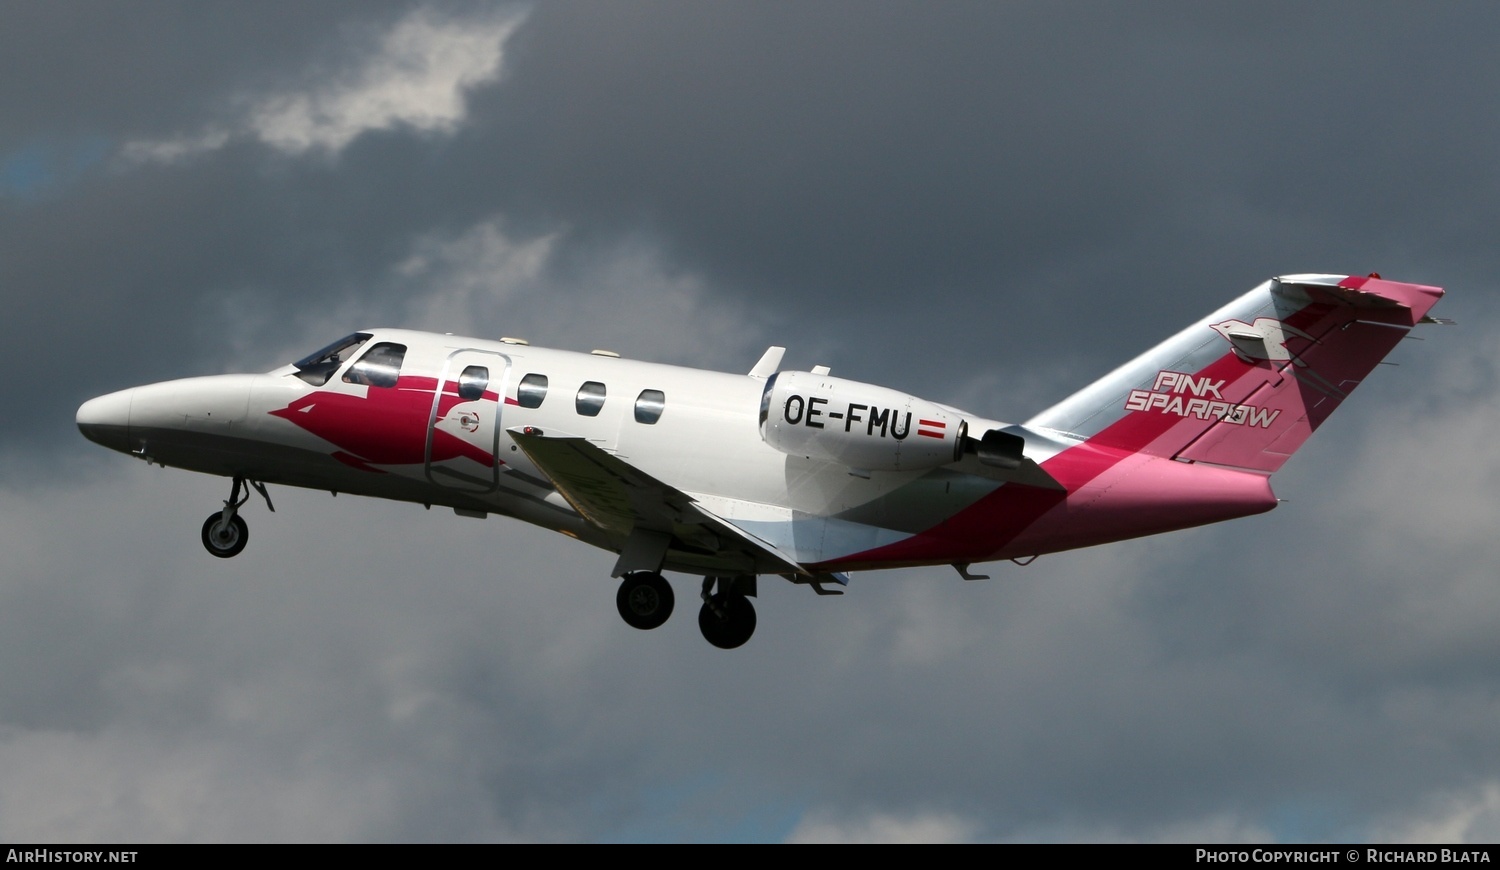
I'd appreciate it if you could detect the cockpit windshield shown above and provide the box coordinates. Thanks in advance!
[292,333,371,386]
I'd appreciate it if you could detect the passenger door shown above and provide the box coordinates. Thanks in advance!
[425,349,511,493]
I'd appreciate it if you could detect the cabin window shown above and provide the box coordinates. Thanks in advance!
[634,389,666,424]
[517,374,549,408]
[576,381,606,416]
[457,366,489,401]
[342,342,406,388]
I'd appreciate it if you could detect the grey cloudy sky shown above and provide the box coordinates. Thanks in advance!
[3,1,1499,842]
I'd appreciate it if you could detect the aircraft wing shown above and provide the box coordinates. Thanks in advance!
[506,427,809,576]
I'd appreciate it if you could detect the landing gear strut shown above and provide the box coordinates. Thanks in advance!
[616,572,675,630]
[200,476,273,559]
[698,576,757,649]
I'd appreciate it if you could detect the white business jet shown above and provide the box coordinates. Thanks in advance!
[77,273,1446,648]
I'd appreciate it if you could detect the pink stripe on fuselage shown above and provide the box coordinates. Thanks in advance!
[819,347,1283,570]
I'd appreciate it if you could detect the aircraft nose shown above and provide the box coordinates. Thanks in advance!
[77,388,135,453]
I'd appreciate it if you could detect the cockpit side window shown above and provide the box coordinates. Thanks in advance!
[293,333,371,386]
[343,343,407,388]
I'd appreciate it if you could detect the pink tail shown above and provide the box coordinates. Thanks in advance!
[825,274,1446,570]
[1027,274,1445,473]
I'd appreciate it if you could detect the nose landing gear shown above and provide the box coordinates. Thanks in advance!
[201,476,274,558]
[201,512,248,558]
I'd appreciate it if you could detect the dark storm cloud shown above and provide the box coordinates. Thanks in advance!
[482,2,1500,381]
[10,1,1498,447]
[1,2,516,456]
[3,1,1499,842]
[0,1,411,144]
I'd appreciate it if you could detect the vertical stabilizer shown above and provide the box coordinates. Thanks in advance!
[1026,274,1444,473]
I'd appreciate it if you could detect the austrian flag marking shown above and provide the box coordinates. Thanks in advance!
[917,419,946,439]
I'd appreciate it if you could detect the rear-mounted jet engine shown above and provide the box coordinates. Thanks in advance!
[759,370,967,471]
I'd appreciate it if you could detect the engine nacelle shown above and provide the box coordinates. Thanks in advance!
[759,370,967,471]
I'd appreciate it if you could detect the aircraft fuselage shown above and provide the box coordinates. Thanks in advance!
[76,273,1446,648]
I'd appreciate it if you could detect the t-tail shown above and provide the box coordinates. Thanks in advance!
[780,273,1446,571]
[1025,274,1446,473]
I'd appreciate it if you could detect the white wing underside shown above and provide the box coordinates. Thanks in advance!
[507,427,811,576]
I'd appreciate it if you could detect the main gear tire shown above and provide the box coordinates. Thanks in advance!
[698,593,756,649]
[616,572,675,630]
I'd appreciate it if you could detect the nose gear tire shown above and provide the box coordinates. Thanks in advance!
[201,513,249,558]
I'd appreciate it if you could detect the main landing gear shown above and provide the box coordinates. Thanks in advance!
[613,573,758,648]
[201,476,274,558]
[699,577,757,650]
[615,571,675,630]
